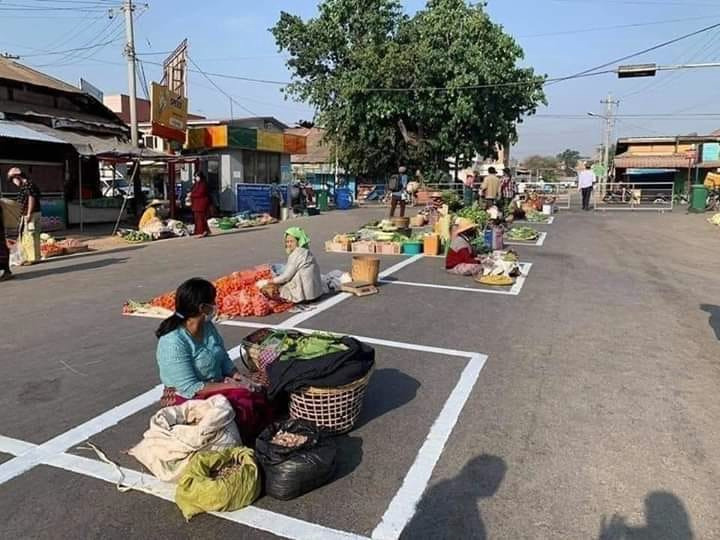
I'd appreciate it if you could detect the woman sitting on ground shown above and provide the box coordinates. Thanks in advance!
[156,278,269,439]
[257,227,323,304]
[139,199,166,231]
[445,218,484,276]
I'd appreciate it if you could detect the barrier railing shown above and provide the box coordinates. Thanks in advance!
[518,182,573,210]
[592,182,674,212]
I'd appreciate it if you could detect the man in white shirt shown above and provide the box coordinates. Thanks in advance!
[577,162,596,211]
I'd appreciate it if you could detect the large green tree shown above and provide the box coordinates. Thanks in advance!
[556,149,581,172]
[522,155,560,180]
[272,0,545,177]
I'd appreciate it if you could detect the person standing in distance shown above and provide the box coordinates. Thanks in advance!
[480,167,501,209]
[190,171,211,237]
[578,162,596,211]
[389,166,409,218]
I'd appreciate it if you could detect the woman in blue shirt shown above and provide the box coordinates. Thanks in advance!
[156,278,247,400]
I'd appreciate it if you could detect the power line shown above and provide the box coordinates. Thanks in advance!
[17,38,122,58]
[186,54,260,117]
[519,15,720,38]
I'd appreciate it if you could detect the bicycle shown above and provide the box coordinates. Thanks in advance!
[706,189,720,212]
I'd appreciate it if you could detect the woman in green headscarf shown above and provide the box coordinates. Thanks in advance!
[257,227,324,303]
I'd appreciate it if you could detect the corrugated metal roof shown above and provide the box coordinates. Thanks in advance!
[0,119,67,145]
[614,153,691,169]
[0,57,81,94]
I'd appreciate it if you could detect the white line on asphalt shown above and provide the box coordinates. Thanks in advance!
[0,436,368,540]
[0,384,163,486]
[220,321,476,359]
[371,353,487,540]
[506,231,548,247]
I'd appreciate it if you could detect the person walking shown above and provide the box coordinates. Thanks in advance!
[389,166,409,218]
[190,171,211,237]
[8,167,41,264]
[480,167,501,209]
[499,169,516,210]
[578,162,596,211]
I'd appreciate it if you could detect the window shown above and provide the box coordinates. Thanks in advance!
[257,151,268,182]
[242,151,256,183]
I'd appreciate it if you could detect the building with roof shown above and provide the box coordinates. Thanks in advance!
[614,134,720,192]
[0,58,140,227]
[183,117,307,212]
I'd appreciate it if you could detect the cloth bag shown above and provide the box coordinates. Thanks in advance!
[175,447,261,520]
[128,394,241,482]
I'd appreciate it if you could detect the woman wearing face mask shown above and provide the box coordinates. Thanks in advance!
[156,278,249,400]
[256,227,323,304]
[189,171,211,237]
[8,167,41,264]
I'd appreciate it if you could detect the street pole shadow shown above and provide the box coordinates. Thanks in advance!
[699,304,720,340]
[598,491,694,540]
[400,454,507,540]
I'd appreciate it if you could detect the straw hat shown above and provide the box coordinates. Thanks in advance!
[146,199,167,209]
[454,217,477,236]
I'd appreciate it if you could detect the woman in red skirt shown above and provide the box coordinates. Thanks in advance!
[190,171,211,237]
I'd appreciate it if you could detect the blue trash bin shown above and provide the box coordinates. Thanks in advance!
[335,188,354,210]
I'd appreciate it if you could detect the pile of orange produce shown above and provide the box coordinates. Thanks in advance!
[127,265,292,318]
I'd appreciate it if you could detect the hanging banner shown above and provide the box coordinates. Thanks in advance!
[161,39,188,98]
[151,83,188,143]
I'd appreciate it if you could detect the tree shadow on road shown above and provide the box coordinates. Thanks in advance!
[598,491,694,540]
[355,368,420,429]
[699,304,720,340]
[12,257,129,280]
[400,454,507,540]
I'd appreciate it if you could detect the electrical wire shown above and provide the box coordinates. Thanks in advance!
[519,15,720,38]
[186,54,260,117]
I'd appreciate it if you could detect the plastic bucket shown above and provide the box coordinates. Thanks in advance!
[423,234,440,256]
[351,256,380,284]
[542,204,553,215]
[336,188,354,210]
[402,241,423,255]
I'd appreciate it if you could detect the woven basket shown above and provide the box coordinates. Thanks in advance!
[289,369,373,434]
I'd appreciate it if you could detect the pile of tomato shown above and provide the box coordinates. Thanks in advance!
[145,265,292,319]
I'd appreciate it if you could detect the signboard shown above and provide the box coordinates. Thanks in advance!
[80,78,103,103]
[702,143,719,162]
[685,149,698,161]
[162,39,188,98]
[151,83,188,143]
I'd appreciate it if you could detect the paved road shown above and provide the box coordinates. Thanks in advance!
[1,207,718,539]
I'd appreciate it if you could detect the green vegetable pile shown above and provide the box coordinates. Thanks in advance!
[507,226,539,241]
[526,211,549,223]
[218,217,238,230]
[122,230,151,243]
[441,190,463,211]
[470,236,491,254]
[457,204,489,226]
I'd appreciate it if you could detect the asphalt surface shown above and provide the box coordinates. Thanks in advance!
[1,206,719,539]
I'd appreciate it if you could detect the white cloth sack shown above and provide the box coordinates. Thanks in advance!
[128,394,241,482]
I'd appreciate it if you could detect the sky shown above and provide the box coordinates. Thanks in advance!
[2,0,720,160]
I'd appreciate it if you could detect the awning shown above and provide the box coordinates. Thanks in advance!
[13,121,167,159]
[0,119,68,145]
[614,152,692,169]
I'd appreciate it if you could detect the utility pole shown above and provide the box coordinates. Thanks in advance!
[123,0,138,147]
[600,93,619,185]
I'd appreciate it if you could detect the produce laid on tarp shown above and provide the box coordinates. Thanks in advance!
[525,210,550,223]
[209,213,278,231]
[506,226,540,242]
[708,213,720,226]
[121,230,153,243]
[122,265,293,318]
[39,234,90,259]
[456,204,490,227]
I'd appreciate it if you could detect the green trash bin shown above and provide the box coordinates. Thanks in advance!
[316,190,329,212]
[690,184,708,213]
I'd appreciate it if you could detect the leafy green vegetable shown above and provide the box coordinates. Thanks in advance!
[457,204,489,226]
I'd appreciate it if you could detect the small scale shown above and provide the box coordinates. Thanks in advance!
[341,281,379,297]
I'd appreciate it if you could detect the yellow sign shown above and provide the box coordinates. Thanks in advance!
[151,82,188,143]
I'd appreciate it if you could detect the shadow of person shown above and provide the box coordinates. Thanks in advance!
[354,368,420,428]
[598,491,693,540]
[699,304,720,340]
[401,454,507,540]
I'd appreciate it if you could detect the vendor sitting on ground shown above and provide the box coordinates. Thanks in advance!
[156,278,251,402]
[445,218,485,276]
[257,227,323,304]
[139,199,167,230]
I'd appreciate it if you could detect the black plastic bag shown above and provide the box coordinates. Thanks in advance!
[255,419,336,500]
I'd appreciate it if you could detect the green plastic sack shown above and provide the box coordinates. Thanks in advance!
[175,447,261,521]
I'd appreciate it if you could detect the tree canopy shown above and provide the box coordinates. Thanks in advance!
[556,149,581,172]
[521,155,560,180]
[272,0,546,177]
